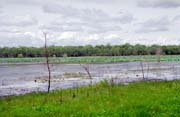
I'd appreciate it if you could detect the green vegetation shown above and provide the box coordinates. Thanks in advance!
[0,55,180,64]
[0,44,180,58]
[1,80,180,116]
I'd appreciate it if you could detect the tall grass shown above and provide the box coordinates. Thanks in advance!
[0,55,180,64]
[1,80,180,116]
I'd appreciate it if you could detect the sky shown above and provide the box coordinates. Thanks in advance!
[0,0,180,47]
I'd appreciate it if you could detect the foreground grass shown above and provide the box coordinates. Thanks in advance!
[0,55,180,64]
[1,80,180,116]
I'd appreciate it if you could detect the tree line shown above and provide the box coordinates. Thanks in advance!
[0,44,179,58]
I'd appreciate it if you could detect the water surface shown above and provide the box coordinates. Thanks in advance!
[0,62,180,96]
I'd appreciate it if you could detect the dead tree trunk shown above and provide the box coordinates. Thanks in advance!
[140,61,145,80]
[146,63,150,79]
[43,32,51,93]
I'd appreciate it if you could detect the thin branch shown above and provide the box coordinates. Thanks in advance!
[43,32,51,93]
[79,62,92,80]
[140,61,145,80]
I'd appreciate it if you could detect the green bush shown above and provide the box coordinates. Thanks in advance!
[17,54,23,58]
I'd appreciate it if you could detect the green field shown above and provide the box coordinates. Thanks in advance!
[0,80,180,116]
[0,55,180,64]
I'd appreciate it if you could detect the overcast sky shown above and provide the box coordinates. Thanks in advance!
[0,0,180,47]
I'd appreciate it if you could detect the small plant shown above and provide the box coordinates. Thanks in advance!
[59,90,63,103]
[110,78,115,87]
[72,90,76,98]
[17,53,23,58]
[63,53,68,58]
[100,79,109,87]
[64,72,86,78]
[86,90,89,97]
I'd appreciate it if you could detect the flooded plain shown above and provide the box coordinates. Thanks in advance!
[0,62,180,96]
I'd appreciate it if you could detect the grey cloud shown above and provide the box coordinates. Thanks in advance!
[134,37,180,45]
[113,12,134,24]
[43,4,109,20]
[40,23,84,32]
[43,4,77,16]
[40,17,122,33]
[135,17,170,33]
[70,0,118,4]
[0,0,117,6]
[0,6,2,13]
[173,15,180,21]
[90,38,124,45]
[40,25,63,32]
[52,33,124,46]
[0,0,47,6]
[138,0,180,8]
[0,33,43,47]
[43,4,133,23]
[0,15,38,27]
[0,28,21,33]
[42,5,134,33]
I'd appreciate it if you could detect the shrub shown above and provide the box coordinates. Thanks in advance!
[17,54,23,58]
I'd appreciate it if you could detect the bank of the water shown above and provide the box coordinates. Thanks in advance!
[0,80,180,116]
[0,55,180,64]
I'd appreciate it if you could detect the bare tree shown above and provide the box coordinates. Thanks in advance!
[43,32,51,93]
[146,63,150,79]
[140,61,145,80]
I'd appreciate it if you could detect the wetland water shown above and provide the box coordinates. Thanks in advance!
[0,62,180,96]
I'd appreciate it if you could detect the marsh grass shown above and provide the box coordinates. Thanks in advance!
[1,80,180,116]
[0,55,180,64]
[63,72,86,78]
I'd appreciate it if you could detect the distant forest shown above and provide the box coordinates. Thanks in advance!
[0,44,180,57]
